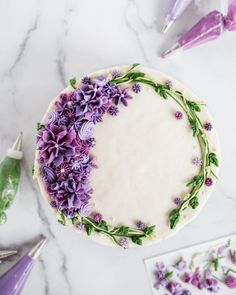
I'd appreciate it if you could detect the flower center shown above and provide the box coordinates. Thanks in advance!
[55,144,59,148]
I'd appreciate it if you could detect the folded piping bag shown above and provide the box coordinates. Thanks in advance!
[162,0,236,57]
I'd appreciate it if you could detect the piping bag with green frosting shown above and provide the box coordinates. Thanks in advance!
[0,133,23,224]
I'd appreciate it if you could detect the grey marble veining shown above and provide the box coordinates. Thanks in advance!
[0,0,236,294]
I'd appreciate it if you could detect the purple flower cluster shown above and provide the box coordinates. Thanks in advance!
[182,268,219,293]
[37,75,133,219]
[154,262,191,295]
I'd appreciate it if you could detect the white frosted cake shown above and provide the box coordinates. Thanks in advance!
[34,65,220,248]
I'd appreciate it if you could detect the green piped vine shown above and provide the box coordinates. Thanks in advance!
[110,64,219,230]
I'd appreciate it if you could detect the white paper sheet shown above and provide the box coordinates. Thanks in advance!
[144,234,236,295]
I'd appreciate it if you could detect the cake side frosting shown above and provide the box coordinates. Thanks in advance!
[34,65,220,247]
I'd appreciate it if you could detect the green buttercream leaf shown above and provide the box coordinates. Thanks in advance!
[169,209,180,229]
[189,196,199,209]
[131,235,142,245]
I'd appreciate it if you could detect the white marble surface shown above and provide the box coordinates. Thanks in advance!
[0,0,236,294]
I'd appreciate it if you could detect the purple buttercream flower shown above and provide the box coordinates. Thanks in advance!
[205,122,213,131]
[113,87,132,106]
[193,157,203,166]
[174,197,182,206]
[50,200,57,208]
[78,121,95,140]
[181,290,192,295]
[119,238,129,249]
[166,281,181,294]
[38,124,77,166]
[175,111,183,120]
[41,166,55,182]
[132,83,141,93]
[92,76,108,87]
[182,272,192,283]
[136,221,146,230]
[79,203,93,217]
[190,267,202,289]
[57,115,69,126]
[75,82,111,119]
[230,250,236,265]
[204,278,219,293]
[86,137,96,147]
[81,76,91,84]
[94,213,103,223]
[55,162,71,179]
[205,177,213,186]
[225,275,236,289]
[103,82,119,97]
[63,208,78,218]
[174,259,187,271]
[108,106,119,116]
[112,70,121,79]
[155,270,166,280]
[47,110,58,124]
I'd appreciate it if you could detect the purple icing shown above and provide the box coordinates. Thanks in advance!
[37,74,133,219]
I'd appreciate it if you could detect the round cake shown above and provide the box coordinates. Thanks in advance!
[34,65,220,248]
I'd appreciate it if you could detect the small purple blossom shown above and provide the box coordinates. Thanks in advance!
[136,221,146,230]
[108,106,119,116]
[230,250,236,265]
[77,222,85,231]
[181,291,192,295]
[119,238,129,249]
[175,111,183,120]
[205,177,213,186]
[225,275,236,289]
[166,80,173,88]
[113,87,132,106]
[112,70,121,79]
[50,200,57,208]
[193,157,203,166]
[174,197,182,206]
[205,122,213,131]
[94,213,103,223]
[132,83,141,93]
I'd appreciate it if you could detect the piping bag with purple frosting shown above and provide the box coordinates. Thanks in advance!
[162,0,193,34]
[0,237,46,295]
[162,0,236,57]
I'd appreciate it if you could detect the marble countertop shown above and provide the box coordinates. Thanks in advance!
[0,0,236,294]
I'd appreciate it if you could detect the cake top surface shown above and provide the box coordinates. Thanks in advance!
[34,65,220,248]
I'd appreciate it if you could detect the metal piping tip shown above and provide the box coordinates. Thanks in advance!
[161,42,182,58]
[12,132,23,152]
[28,237,47,260]
[0,250,17,260]
[162,17,175,34]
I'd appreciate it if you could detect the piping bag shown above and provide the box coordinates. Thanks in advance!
[0,133,23,224]
[162,0,193,34]
[0,237,47,295]
[162,0,236,57]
